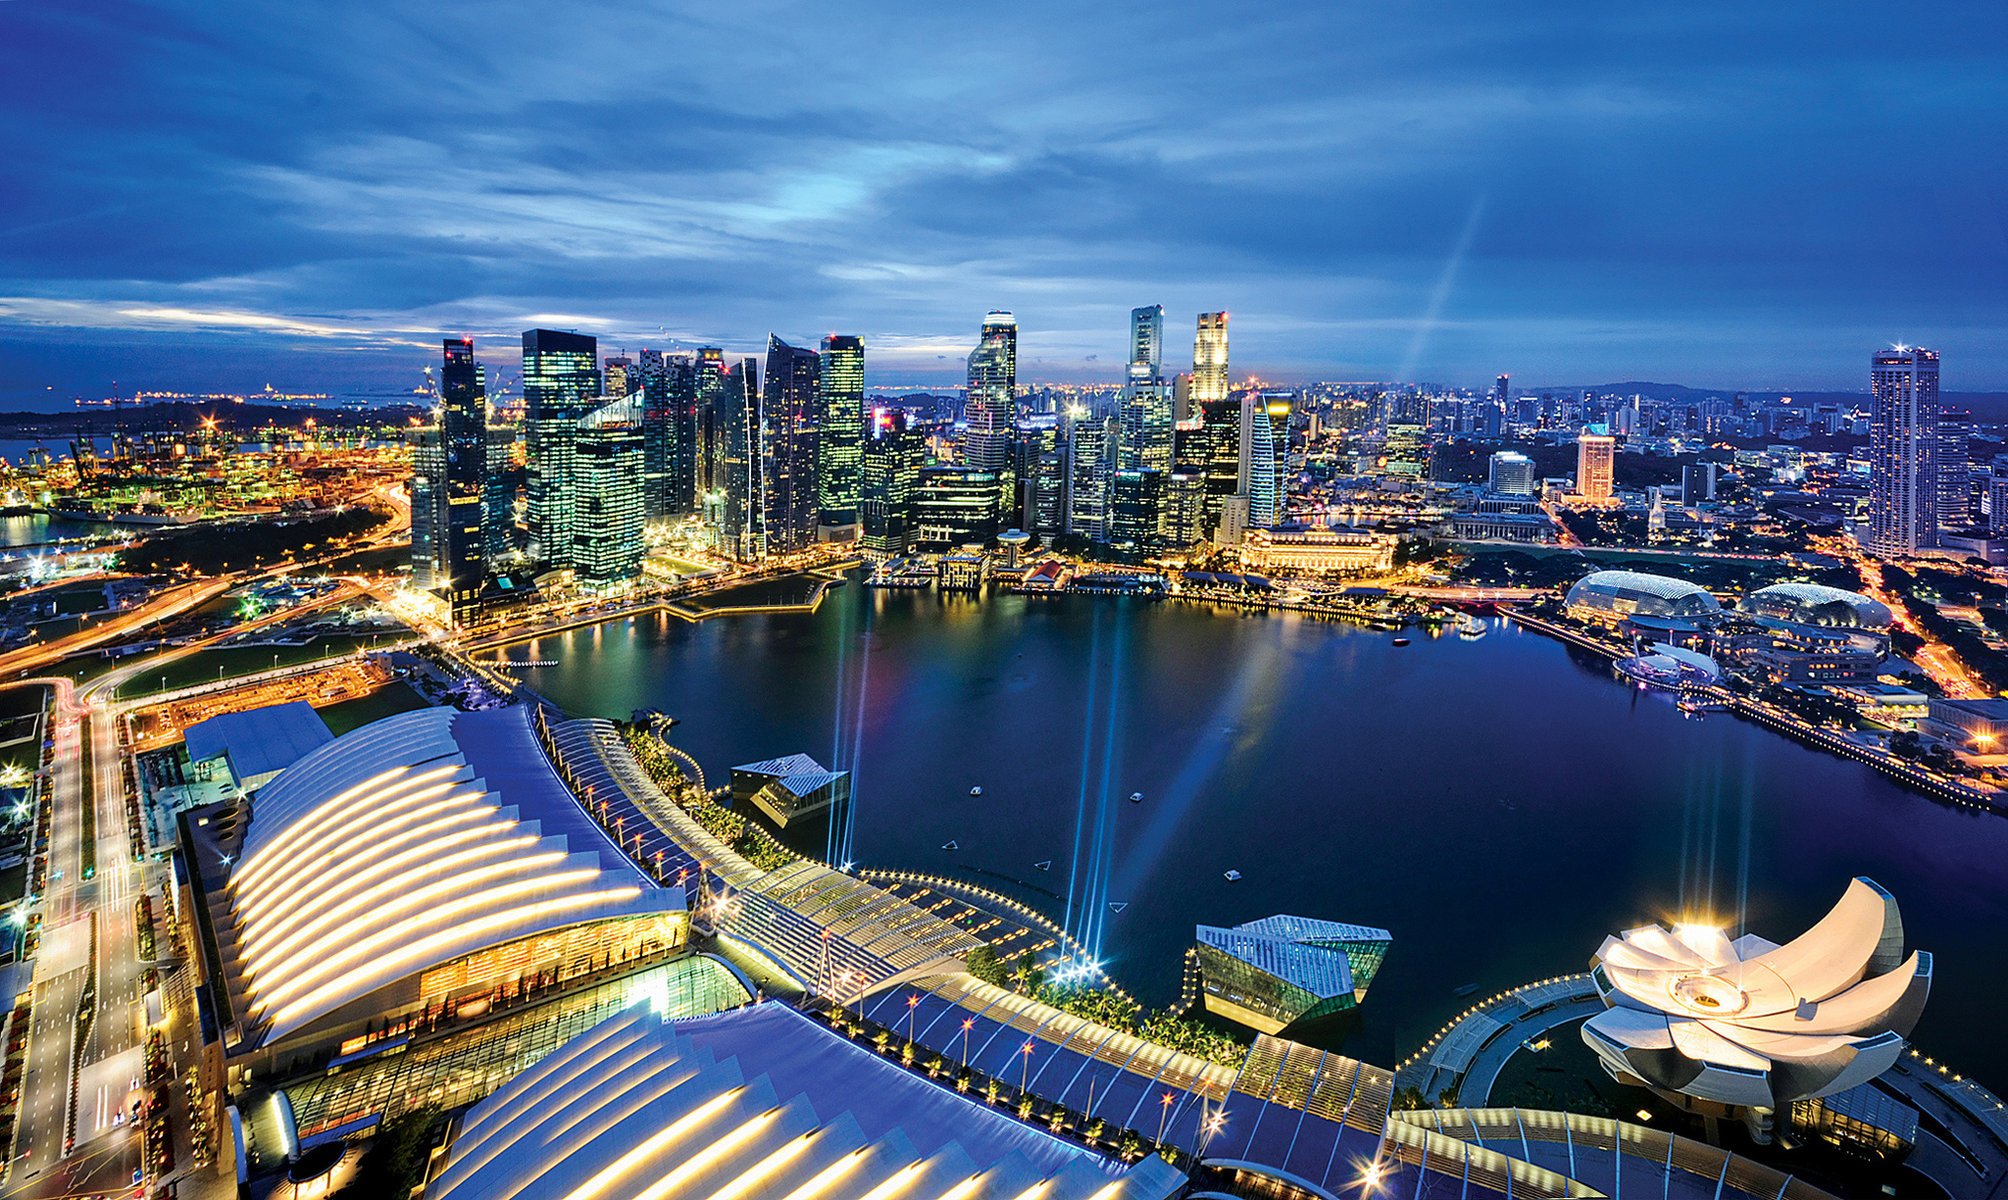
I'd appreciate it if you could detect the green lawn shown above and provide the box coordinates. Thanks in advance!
[316,682,431,736]
[113,634,397,699]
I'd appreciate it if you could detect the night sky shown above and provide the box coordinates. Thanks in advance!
[2,2,2005,397]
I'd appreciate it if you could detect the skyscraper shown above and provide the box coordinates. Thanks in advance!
[1065,409,1114,542]
[1488,450,1536,496]
[716,358,764,562]
[1868,346,1941,556]
[817,335,866,531]
[573,397,646,590]
[860,410,923,557]
[914,467,1000,551]
[639,348,699,520]
[1192,312,1229,404]
[522,328,600,567]
[1237,392,1279,529]
[1119,305,1174,476]
[1576,431,1616,501]
[1198,397,1242,538]
[762,336,821,555]
[410,339,488,618]
[1108,469,1164,558]
[695,346,725,496]
[1937,405,1973,533]
[963,312,1018,519]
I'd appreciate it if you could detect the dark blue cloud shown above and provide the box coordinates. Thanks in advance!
[1,0,2005,400]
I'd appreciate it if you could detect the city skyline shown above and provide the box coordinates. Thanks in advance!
[3,3,2007,399]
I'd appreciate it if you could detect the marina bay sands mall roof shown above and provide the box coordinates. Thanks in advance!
[207,705,684,1052]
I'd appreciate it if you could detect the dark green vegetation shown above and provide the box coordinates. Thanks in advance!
[340,1106,440,1199]
[117,506,391,575]
[1883,565,2008,695]
[1451,546,1863,595]
[674,573,828,614]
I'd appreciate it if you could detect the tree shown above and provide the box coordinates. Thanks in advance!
[965,944,1008,987]
[343,1107,440,1200]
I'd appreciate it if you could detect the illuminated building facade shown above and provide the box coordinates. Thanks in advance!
[860,411,923,556]
[1107,468,1163,557]
[573,398,647,590]
[914,466,1000,550]
[817,334,865,531]
[1487,450,1536,496]
[1576,431,1616,501]
[1192,311,1229,403]
[963,311,1017,518]
[638,347,699,519]
[1564,569,1722,634]
[1868,346,1941,555]
[716,357,764,561]
[1065,410,1114,541]
[522,328,600,567]
[185,705,688,1079]
[1237,526,1394,575]
[762,335,821,554]
[1120,305,1174,476]
[1196,915,1392,1034]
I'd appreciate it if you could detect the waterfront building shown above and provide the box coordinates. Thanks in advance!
[1584,877,1930,1142]
[1160,464,1207,548]
[1198,397,1241,538]
[914,466,999,550]
[715,357,764,562]
[1107,468,1163,557]
[817,333,865,532]
[1737,582,1892,659]
[762,335,821,555]
[1487,449,1536,496]
[1195,914,1392,1035]
[1028,446,1067,540]
[1192,311,1229,404]
[1119,305,1174,475]
[429,1003,1186,1200]
[859,410,923,557]
[963,311,1018,519]
[522,328,600,568]
[730,752,851,829]
[183,705,689,1077]
[1924,696,2008,747]
[1575,430,1616,501]
[1237,525,1394,575]
[1065,409,1114,541]
[573,397,647,590]
[1563,569,1722,635]
[1868,346,1941,555]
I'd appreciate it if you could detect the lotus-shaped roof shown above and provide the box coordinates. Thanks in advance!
[1583,877,1931,1109]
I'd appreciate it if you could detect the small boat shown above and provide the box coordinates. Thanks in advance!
[1457,616,1486,639]
[1108,902,1128,914]
[1223,869,1243,882]
[968,786,983,797]
[1451,982,1481,998]
[942,840,960,852]
[1391,637,1412,647]
[1033,859,1052,871]
[1127,791,1143,804]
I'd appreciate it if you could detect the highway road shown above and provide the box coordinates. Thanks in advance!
[7,672,147,1199]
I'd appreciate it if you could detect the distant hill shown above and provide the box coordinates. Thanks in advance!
[1532,382,2008,422]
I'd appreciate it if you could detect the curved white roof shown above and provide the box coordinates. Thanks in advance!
[1741,582,1894,630]
[1566,570,1720,610]
[228,706,677,1046]
[432,1002,1183,1200]
[1583,878,1931,1108]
